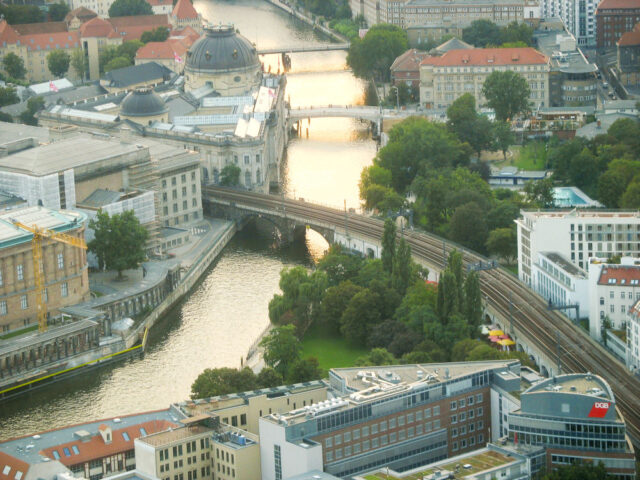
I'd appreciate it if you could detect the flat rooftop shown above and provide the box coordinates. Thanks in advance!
[0,206,86,250]
[0,122,50,146]
[138,425,210,447]
[521,209,640,219]
[540,251,586,277]
[0,136,141,176]
[525,373,613,400]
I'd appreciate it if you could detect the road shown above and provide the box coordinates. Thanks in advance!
[204,186,640,446]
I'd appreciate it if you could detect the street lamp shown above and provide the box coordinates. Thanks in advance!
[390,85,400,111]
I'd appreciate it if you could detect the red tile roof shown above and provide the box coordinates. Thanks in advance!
[598,265,640,286]
[391,48,429,73]
[12,22,67,35]
[0,20,20,44]
[172,0,199,20]
[0,451,29,480]
[147,0,173,5]
[421,47,548,67]
[136,37,191,59]
[171,25,200,42]
[79,17,114,37]
[618,22,640,46]
[39,420,176,467]
[65,6,98,22]
[108,14,169,29]
[22,31,80,51]
[596,0,640,10]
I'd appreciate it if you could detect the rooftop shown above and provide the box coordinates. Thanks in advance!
[596,0,640,10]
[618,23,640,46]
[0,409,182,465]
[421,47,548,67]
[101,62,173,88]
[524,373,613,401]
[540,251,586,277]
[0,122,50,146]
[598,265,640,286]
[390,49,429,73]
[521,208,640,219]
[172,0,199,19]
[137,425,210,447]
[0,136,140,176]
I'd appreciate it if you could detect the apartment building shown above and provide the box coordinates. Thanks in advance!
[259,361,522,480]
[348,0,537,30]
[508,373,636,478]
[596,0,640,49]
[539,0,598,45]
[420,47,550,109]
[617,22,640,86]
[515,210,640,286]
[626,299,640,371]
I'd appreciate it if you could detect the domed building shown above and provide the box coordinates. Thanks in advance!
[119,87,169,125]
[184,24,262,95]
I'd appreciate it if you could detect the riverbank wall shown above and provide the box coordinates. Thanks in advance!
[263,0,350,43]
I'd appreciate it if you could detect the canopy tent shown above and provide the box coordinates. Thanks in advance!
[489,329,504,336]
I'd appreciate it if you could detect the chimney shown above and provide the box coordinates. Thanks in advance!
[98,424,112,445]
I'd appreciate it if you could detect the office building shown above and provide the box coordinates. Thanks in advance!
[420,47,550,109]
[616,22,640,86]
[0,206,89,334]
[515,209,640,286]
[259,361,522,480]
[596,0,640,49]
[508,373,636,478]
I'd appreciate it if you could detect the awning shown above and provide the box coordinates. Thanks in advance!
[489,329,504,336]
[498,339,515,346]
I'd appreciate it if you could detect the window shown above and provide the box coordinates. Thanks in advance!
[172,177,177,186]
[450,401,457,410]
[344,431,351,442]
[0,301,7,315]
[181,174,187,183]
[17,264,23,281]
[172,190,178,199]
[477,407,483,416]
[325,438,332,448]
[182,187,187,197]
[476,394,483,403]
[61,282,68,297]
[162,180,167,188]
[424,408,431,418]
[334,434,342,445]
[57,253,64,270]
[433,405,440,416]
[20,295,27,310]
[451,414,457,424]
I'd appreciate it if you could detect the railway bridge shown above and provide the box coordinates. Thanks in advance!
[203,186,640,446]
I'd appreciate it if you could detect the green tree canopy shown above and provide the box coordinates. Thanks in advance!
[0,4,43,24]
[108,0,153,17]
[341,288,383,345]
[141,26,170,43]
[0,87,19,108]
[486,227,517,263]
[523,178,554,207]
[19,96,45,126]
[541,462,610,480]
[260,325,301,377]
[220,164,241,186]
[449,202,488,253]
[88,210,149,279]
[104,56,133,73]
[347,24,408,81]
[48,2,70,21]
[501,21,533,46]
[320,280,363,333]
[71,49,89,81]
[482,70,531,121]
[381,218,397,273]
[3,53,26,80]
[492,121,514,161]
[462,19,503,47]
[354,347,396,367]
[190,367,257,399]
[446,93,494,157]
[0,112,13,123]
[287,357,323,383]
[47,50,70,78]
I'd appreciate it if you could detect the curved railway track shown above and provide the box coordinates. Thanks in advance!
[204,187,640,445]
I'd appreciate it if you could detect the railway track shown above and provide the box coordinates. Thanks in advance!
[204,187,640,445]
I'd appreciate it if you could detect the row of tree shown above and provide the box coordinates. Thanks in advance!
[462,19,534,48]
[0,2,69,25]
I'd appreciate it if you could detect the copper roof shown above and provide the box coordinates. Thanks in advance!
[421,47,548,67]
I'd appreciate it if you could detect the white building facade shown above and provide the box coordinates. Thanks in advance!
[515,210,640,287]
[626,300,640,372]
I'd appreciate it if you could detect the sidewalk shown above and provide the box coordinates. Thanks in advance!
[86,218,233,308]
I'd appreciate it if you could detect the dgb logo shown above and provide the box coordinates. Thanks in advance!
[588,402,610,418]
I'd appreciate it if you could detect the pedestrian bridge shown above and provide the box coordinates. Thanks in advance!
[257,44,350,55]
[287,105,422,123]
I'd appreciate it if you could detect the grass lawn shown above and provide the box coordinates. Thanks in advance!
[503,264,518,276]
[301,323,368,373]
[0,324,38,340]
[494,142,547,171]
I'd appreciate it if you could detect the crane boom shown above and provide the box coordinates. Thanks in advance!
[11,220,87,333]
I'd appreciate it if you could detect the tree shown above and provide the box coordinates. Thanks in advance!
[354,347,396,366]
[49,2,70,21]
[220,164,241,186]
[108,0,153,17]
[391,238,412,296]
[317,245,363,285]
[320,281,363,332]
[117,40,145,63]
[492,121,514,161]
[260,325,301,377]
[447,249,464,303]
[463,19,503,47]
[381,218,397,273]
[340,289,382,345]
[287,357,323,383]
[88,210,149,279]
[449,202,488,253]
[463,271,483,333]
[436,270,460,323]
[256,367,283,388]
[47,50,71,78]
[0,87,19,108]
[71,49,89,81]
[486,227,516,263]
[501,21,533,46]
[482,70,530,122]
[347,24,408,81]
[19,96,45,126]
[621,180,640,209]
[0,4,43,24]
[3,53,26,80]
[104,56,133,72]
[446,93,493,157]
[141,26,170,43]
[190,367,257,399]
[0,112,13,123]
[523,178,554,207]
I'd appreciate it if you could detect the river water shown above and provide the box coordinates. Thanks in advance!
[0,0,376,439]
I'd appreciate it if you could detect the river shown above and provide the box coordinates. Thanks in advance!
[0,0,376,439]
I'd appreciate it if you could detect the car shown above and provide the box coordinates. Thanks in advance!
[602,81,609,88]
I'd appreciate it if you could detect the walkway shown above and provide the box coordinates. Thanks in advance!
[287,105,424,122]
[257,44,350,55]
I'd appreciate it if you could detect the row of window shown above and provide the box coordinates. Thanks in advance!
[0,283,69,316]
[451,408,484,424]
[162,185,198,201]
[161,172,196,189]
[451,434,484,451]
[510,431,627,451]
[0,253,66,285]
[451,420,484,437]
[163,199,199,216]
[450,393,483,411]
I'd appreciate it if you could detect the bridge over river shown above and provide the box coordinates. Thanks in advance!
[257,44,350,55]
[287,105,423,131]
[203,185,640,447]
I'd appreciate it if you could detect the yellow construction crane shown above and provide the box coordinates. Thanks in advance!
[11,220,87,333]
